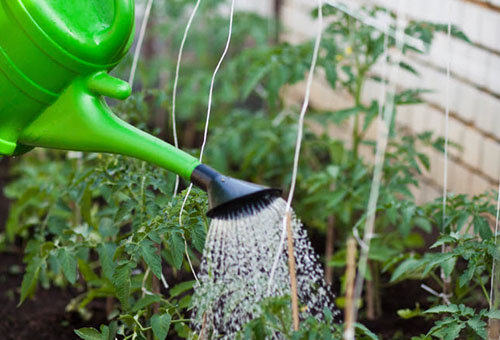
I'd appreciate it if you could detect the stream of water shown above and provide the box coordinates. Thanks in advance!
[191,197,338,338]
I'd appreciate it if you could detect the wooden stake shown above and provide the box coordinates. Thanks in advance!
[286,211,300,331]
[344,237,357,340]
[489,318,500,340]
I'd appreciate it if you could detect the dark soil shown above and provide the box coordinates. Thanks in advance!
[0,251,108,340]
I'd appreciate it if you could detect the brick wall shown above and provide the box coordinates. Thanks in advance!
[276,0,500,202]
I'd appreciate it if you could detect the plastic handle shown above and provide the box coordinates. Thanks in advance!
[94,0,135,60]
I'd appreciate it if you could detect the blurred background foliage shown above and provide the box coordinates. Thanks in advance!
[0,1,498,339]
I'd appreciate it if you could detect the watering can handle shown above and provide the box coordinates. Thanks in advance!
[93,0,135,61]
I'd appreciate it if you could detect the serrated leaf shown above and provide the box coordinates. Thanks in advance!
[112,263,131,310]
[355,323,379,340]
[466,317,487,339]
[425,304,459,314]
[56,248,77,284]
[190,224,206,253]
[390,258,421,282]
[168,232,184,269]
[458,261,476,287]
[97,243,117,280]
[485,310,500,319]
[151,313,172,340]
[432,321,465,340]
[473,215,493,240]
[242,65,270,100]
[19,256,44,305]
[169,280,196,298]
[414,217,431,233]
[141,240,162,279]
[132,294,162,312]
[440,255,457,278]
[74,327,106,340]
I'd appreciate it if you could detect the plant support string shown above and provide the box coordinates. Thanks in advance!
[172,0,203,196]
[178,0,236,283]
[128,0,154,86]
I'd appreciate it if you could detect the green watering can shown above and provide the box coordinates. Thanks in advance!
[0,0,279,217]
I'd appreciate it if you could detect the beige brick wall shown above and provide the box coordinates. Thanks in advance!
[277,0,500,200]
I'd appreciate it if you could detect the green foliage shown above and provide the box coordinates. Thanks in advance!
[406,305,500,340]
[1,0,488,339]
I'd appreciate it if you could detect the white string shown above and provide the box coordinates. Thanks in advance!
[490,182,500,310]
[439,0,453,305]
[128,0,154,86]
[346,5,406,338]
[168,0,203,284]
[267,0,323,295]
[442,0,453,231]
[172,0,203,196]
[178,0,236,284]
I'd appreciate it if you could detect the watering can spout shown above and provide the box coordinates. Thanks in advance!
[17,71,281,218]
[18,72,200,180]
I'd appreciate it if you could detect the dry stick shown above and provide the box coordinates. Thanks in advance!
[441,0,453,304]
[344,238,357,340]
[347,6,406,339]
[285,212,300,331]
[267,0,323,296]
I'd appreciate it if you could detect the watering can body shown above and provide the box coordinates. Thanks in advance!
[0,0,200,179]
[0,0,279,216]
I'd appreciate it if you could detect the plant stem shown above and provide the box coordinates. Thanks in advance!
[477,273,492,306]
[352,68,366,160]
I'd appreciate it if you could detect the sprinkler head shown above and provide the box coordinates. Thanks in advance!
[191,164,282,218]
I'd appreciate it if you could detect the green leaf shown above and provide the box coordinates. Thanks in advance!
[485,310,500,319]
[473,215,493,240]
[168,232,184,270]
[324,62,338,89]
[132,294,162,312]
[242,65,270,100]
[97,243,117,280]
[466,317,487,339]
[390,258,421,282]
[432,321,465,340]
[397,305,423,319]
[425,304,459,314]
[414,217,432,233]
[56,248,77,284]
[141,240,162,280]
[440,255,457,278]
[74,327,106,340]
[19,256,45,305]
[190,223,206,253]
[151,313,172,340]
[112,263,132,310]
[355,323,379,340]
[458,261,476,287]
[169,280,196,298]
